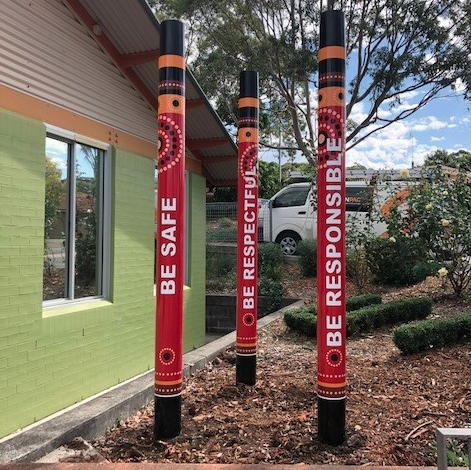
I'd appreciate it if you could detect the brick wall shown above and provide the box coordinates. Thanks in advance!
[0,109,207,439]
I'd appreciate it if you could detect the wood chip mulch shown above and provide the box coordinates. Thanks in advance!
[78,265,471,465]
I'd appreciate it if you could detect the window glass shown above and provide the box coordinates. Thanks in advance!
[273,186,310,208]
[346,186,373,212]
[43,136,105,302]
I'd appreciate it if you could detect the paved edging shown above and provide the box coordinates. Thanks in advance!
[0,300,303,464]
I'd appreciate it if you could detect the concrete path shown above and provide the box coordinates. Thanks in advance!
[0,301,303,464]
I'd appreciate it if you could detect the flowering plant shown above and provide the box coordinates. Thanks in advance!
[406,167,471,295]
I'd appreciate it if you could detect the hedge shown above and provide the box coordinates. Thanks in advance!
[284,296,432,338]
[393,311,471,355]
[283,293,381,336]
[346,297,432,336]
[346,293,382,312]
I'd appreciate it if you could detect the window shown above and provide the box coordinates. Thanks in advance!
[273,186,310,208]
[43,133,109,303]
[346,186,373,212]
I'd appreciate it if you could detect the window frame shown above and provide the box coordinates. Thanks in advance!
[43,126,111,309]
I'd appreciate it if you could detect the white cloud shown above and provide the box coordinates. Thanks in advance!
[412,116,455,132]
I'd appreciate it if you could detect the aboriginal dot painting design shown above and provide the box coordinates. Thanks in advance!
[239,140,258,178]
[317,105,345,169]
[326,348,343,368]
[242,312,254,327]
[158,115,184,173]
[158,347,176,366]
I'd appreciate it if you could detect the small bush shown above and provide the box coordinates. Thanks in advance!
[283,305,316,336]
[346,248,371,292]
[258,275,283,313]
[296,239,317,277]
[393,311,471,355]
[346,293,382,312]
[411,259,443,284]
[206,246,236,278]
[365,236,428,286]
[346,297,432,336]
[219,217,234,228]
[283,293,384,336]
[258,243,284,312]
[207,225,237,242]
[258,242,283,276]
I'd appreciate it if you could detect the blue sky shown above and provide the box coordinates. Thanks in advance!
[346,91,471,170]
[260,90,471,170]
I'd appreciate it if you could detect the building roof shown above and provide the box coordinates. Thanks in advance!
[64,0,238,187]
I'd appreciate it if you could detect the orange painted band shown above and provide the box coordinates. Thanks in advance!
[239,97,259,108]
[318,46,345,61]
[158,54,185,69]
[318,380,347,388]
[158,94,185,114]
[236,342,257,348]
[319,87,345,106]
[238,128,259,143]
[155,379,182,386]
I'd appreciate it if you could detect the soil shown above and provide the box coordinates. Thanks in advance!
[72,264,471,465]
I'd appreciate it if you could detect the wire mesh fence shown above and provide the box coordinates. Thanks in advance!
[206,202,238,242]
[206,201,268,243]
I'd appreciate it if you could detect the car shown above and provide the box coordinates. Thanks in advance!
[260,181,409,255]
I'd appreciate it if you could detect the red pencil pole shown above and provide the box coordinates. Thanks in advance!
[236,70,259,385]
[316,9,347,445]
[154,19,185,440]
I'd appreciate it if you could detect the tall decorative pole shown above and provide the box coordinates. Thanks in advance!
[316,7,346,445]
[154,19,185,440]
[236,70,259,385]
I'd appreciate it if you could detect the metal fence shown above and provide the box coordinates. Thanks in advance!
[206,201,268,243]
[206,202,238,242]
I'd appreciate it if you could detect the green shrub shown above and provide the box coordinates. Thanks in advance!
[346,293,382,311]
[258,242,283,276]
[258,243,284,312]
[365,236,428,286]
[410,259,443,284]
[296,239,317,277]
[346,248,371,292]
[207,225,237,242]
[206,248,235,278]
[393,311,471,354]
[283,305,316,336]
[258,275,283,313]
[219,217,234,227]
[283,293,384,336]
[346,297,432,336]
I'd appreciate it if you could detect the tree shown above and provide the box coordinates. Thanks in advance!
[424,149,471,171]
[150,0,471,167]
[44,157,65,237]
[258,161,283,198]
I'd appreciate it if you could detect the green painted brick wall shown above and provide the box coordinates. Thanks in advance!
[183,173,206,349]
[0,109,207,439]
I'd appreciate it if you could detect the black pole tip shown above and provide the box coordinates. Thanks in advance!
[240,70,259,99]
[160,19,185,57]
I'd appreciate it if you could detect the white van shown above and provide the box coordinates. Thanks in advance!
[260,181,406,255]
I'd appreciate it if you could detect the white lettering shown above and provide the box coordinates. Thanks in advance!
[159,197,178,295]
[326,290,341,306]
[327,331,342,346]
[326,138,342,152]
[160,280,175,295]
